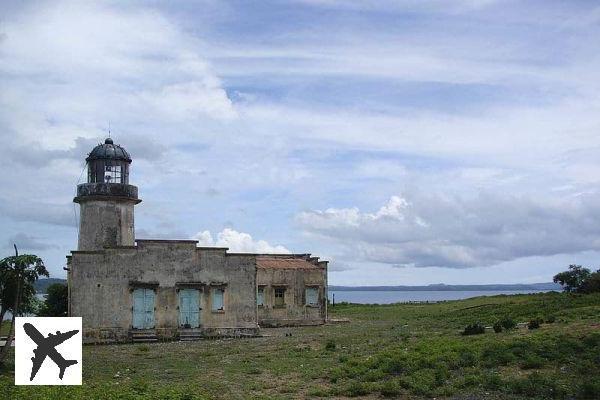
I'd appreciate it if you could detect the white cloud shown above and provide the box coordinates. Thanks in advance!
[193,231,215,247]
[0,1,235,150]
[192,229,290,254]
[296,193,600,268]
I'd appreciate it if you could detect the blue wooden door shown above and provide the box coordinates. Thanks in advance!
[133,288,155,329]
[179,289,200,328]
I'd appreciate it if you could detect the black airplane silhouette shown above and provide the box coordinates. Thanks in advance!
[23,323,79,381]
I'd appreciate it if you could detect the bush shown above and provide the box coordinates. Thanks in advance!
[546,315,556,323]
[500,318,517,330]
[493,322,503,333]
[344,381,370,397]
[325,339,336,351]
[457,350,477,368]
[462,323,485,336]
[481,346,516,367]
[521,354,545,369]
[509,372,566,398]
[527,319,541,330]
[380,380,402,397]
[579,381,600,399]
[37,283,68,317]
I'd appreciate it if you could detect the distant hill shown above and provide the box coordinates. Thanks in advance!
[34,278,67,293]
[33,280,562,293]
[329,282,562,291]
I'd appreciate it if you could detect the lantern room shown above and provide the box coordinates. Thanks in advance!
[86,138,132,184]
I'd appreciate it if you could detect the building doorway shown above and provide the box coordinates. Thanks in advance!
[132,288,155,329]
[179,289,200,328]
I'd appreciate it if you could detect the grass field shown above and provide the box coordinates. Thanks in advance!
[1,292,599,399]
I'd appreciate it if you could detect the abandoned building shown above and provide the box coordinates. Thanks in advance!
[67,138,328,343]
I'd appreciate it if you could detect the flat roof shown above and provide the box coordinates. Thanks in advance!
[256,256,323,270]
[136,239,199,243]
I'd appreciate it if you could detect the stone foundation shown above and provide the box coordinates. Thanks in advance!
[82,326,261,344]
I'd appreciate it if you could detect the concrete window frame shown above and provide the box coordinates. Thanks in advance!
[257,286,266,307]
[211,287,226,313]
[273,286,286,308]
[305,286,319,307]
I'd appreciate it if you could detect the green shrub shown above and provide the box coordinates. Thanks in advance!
[457,350,477,368]
[307,387,330,397]
[528,319,541,330]
[546,315,556,323]
[482,372,503,390]
[325,339,336,351]
[579,380,600,399]
[131,378,150,394]
[482,346,516,367]
[521,354,545,370]
[500,318,517,330]
[248,366,261,375]
[344,381,370,397]
[493,321,503,333]
[509,373,561,397]
[137,344,150,352]
[381,356,408,375]
[462,323,485,336]
[379,380,402,397]
[405,370,437,396]
[582,332,600,347]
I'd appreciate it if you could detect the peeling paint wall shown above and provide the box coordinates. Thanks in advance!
[69,241,258,343]
[257,267,327,327]
[77,199,136,251]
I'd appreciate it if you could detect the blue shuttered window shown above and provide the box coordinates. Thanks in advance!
[257,287,264,306]
[212,288,224,311]
[305,287,318,306]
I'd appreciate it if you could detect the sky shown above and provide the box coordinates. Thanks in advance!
[1,0,600,285]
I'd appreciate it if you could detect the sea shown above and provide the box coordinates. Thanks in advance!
[2,293,47,320]
[328,289,549,304]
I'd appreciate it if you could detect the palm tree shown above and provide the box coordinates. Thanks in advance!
[0,245,49,366]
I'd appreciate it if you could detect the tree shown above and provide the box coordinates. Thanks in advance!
[0,248,49,366]
[38,283,68,317]
[580,270,600,294]
[0,277,39,321]
[553,265,591,293]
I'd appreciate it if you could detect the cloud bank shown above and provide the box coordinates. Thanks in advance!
[2,0,600,284]
[297,193,600,268]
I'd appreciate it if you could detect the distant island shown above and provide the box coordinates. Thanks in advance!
[36,279,561,293]
[34,278,67,293]
[329,282,561,291]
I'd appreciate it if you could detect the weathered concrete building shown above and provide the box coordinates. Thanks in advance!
[256,255,327,327]
[68,138,327,343]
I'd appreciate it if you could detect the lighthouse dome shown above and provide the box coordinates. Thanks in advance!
[86,138,132,163]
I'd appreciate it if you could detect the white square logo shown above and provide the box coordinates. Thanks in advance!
[15,317,82,385]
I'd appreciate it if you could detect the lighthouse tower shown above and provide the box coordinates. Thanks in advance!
[74,138,141,251]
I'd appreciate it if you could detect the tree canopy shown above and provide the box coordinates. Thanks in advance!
[553,265,600,293]
[0,252,49,366]
[38,283,68,317]
[0,254,49,320]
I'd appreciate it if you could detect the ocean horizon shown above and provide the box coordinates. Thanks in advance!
[328,289,553,304]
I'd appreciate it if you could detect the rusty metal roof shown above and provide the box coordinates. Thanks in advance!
[256,257,320,270]
[86,138,132,162]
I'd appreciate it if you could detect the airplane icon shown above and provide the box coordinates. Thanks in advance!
[23,323,79,381]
